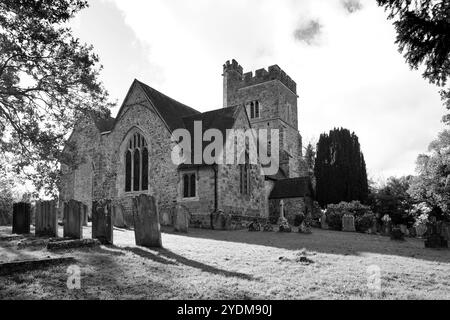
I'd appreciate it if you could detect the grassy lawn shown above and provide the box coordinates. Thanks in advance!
[0,225,449,300]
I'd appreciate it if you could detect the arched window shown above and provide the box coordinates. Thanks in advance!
[240,144,250,195]
[182,173,196,198]
[125,132,149,192]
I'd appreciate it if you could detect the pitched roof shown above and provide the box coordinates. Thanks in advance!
[179,106,239,167]
[269,177,314,199]
[136,80,200,131]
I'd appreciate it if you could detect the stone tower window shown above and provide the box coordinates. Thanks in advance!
[247,101,260,119]
[240,145,250,195]
[125,132,149,192]
[182,173,196,198]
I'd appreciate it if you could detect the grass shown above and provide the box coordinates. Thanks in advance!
[0,225,449,300]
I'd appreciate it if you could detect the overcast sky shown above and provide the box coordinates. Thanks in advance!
[70,0,446,183]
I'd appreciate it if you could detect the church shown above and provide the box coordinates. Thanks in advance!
[59,59,314,229]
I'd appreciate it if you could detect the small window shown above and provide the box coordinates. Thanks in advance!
[247,101,260,119]
[182,173,196,198]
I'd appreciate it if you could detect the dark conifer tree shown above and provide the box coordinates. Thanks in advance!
[314,128,368,207]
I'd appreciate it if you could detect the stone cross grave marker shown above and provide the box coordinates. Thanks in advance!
[12,202,31,234]
[35,200,58,237]
[132,195,162,247]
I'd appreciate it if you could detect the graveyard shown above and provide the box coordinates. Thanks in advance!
[1,202,449,300]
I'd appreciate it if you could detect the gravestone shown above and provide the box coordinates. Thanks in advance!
[342,214,356,232]
[399,224,409,236]
[132,195,162,247]
[160,210,172,226]
[92,200,113,245]
[173,204,189,233]
[82,204,88,227]
[415,223,427,238]
[63,200,84,239]
[441,222,450,242]
[212,210,231,230]
[321,213,328,230]
[35,201,58,237]
[12,203,31,234]
[112,204,126,228]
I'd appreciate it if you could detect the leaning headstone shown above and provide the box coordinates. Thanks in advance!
[132,195,162,247]
[12,203,31,234]
[92,200,113,245]
[342,214,356,232]
[35,201,58,237]
[63,200,84,239]
[173,204,189,233]
[320,213,328,230]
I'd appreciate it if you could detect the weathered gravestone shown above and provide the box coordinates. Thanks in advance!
[416,223,427,238]
[212,210,231,230]
[112,204,126,228]
[63,200,84,239]
[321,213,329,230]
[173,204,189,233]
[92,200,113,245]
[132,195,162,247]
[160,210,173,226]
[35,200,58,237]
[12,203,31,234]
[342,214,356,232]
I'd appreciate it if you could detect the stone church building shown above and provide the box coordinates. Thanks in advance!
[59,59,314,229]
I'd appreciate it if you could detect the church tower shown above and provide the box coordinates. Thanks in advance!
[222,59,305,178]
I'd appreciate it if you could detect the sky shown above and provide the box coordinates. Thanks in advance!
[70,0,446,183]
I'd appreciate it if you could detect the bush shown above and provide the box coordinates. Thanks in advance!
[0,186,13,226]
[325,201,373,231]
[355,213,375,233]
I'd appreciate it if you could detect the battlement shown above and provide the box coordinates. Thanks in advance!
[223,59,243,75]
[241,64,297,94]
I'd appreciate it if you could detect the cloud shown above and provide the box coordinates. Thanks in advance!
[342,0,363,14]
[293,19,322,45]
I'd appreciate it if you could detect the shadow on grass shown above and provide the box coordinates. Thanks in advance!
[161,226,450,264]
[122,246,255,281]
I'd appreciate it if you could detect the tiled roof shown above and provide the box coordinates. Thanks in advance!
[137,80,200,132]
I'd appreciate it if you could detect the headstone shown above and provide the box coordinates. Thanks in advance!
[63,200,83,239]
[212,210,231,230]
[82,204,88,227]
[441,222,450,242]
[173,204,189,233]
[416,223,427,238]
[399,224,409,236]
[35,200,58,237]
[321,213,328,230]
[342,214,356,232]
[112,204,126,228]
[12,203,31,234]
[92,200,113,245]
[132,195,162,247]
[160,210,173,226]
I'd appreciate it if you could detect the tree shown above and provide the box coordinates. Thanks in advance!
[0,0,112,195]
[377,0,450,123]
[408,130,450,221]
[314,128,369,207]
[371,176,415,225]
